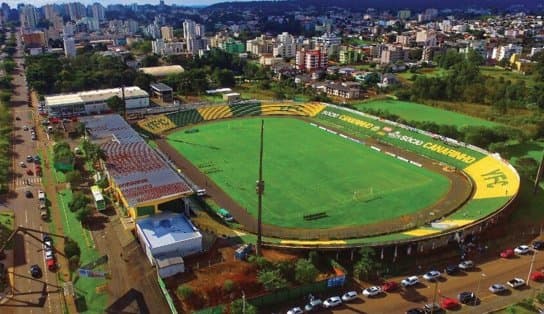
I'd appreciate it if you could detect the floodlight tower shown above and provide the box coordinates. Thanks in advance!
[256,120,265,256]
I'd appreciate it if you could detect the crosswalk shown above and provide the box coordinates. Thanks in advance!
[14,177,42,188]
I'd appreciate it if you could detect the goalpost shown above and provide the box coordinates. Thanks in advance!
[352,187,373,200]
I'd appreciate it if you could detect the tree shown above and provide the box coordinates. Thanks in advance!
[230,299,257,314]
[106,96,124,113]
[53,141,74,167]
[76,206,92,222]
[353,247,382,280]
[65,170,82,186]
[140,55,159,67]
[222,279,235,292]
[212,69,236,87]
[176,285,194,300]
[515,157,539,180]
[64,237,81,259]
[258,269,288,291]
[294,258,319,284]
[69,191,90,212]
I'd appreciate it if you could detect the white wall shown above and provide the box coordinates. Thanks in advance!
[125,97,150,109]
[149,235,202,258]
[157,262,184,278]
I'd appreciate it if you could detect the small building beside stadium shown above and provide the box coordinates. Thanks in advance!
[44,86,149,117]
[136,212,202,277]
[81,114,194,222]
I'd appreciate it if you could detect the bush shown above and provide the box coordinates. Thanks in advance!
[68,255,80,271]
[177,285,193,300]
[230,299,257,314]
[258,269,288,291]
[248,255,273,270]
[222,279,235,292]
[64,237,81,259]
[295,259,319,284]
[69,191,89,212]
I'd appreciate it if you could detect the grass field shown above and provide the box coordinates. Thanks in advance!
[481,66,537,88]
[167,117,450,229]
[355,99,501,128]
[0,210,14,249]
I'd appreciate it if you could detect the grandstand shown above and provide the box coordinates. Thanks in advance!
[166,109,204,128]
[197,105,233,121]
[229,102,262,117]
[260,103,326,117]
[137,114,177,134]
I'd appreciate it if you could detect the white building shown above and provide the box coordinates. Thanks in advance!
[63,36,76,58]
[530,47,543,57]
[273,32,296,58]
[161,26,174,41]
[313,32,341,55]
[44,86,149,116]
[152,39,184,56]
[20,5,38,29]
[492,44,523,61]
[91,2,105,21]
[415,30,437,47]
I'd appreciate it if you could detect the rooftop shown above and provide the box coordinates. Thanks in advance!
[45,87,148,107]
[150,82,173,92]
[139,65,185,77]
[137,212,201,249]
[81,114,193,207]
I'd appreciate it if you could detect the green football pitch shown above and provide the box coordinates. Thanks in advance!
[167,117,451,229]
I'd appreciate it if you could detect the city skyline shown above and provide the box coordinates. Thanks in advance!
[1,0,255,6]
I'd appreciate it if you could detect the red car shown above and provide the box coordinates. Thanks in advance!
[35,165,42,176]
[26,169,33,175]
[531,271,544,281]
[500,249,515,258]
[382,281,399,292]
[46,258,56,271]
[441,297,460,310]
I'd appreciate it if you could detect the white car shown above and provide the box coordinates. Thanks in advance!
[401,276,419,287]
[44,249,54,260]
[458,260,474,270]
[423,270,441,281]
[507,278,525,288]
[286,307,303,314]
[362,286,382,297]
[514,245,531,255]
[489,284,507,294]
[323,296,342,308]
[342,291,358,302]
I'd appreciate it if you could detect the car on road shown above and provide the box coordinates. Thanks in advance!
[458,291,476,304]
[406,308,425,314]
[15,116,20,120]
[304,299,322,312]
[362,286,382,297]
[341,291,358,302]
[423,270,441,281]
[33,155,40,162]
[26,169,33,175]
[423,303,443,313]
[35,165,42,176]
[489,284,507,294]
[286,307,303,314]
[19,161,26,167]
[46,258,56,271]
[25,190,32,198]
[401,276,419,287]
[44,249,54,260]
[43,235,52,249]
[382,281,399,292]
[500,248,515,258]
[531,271,544,281]
[29,264,42,278]
[533,241,544,250]
[323,296,342,308]
[514,245,531,255]
[23,125,28,130]
[507,278,525,288]
[445,264,460,275]
[26,155,33,162]
[458,260,474,270]
[441,297,459,310]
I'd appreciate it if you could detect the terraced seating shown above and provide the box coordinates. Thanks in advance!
[166,109,204,127]
[229,102,262,117]
[137,115,176,134]
[260,103,326,117]
[197,105,233,121]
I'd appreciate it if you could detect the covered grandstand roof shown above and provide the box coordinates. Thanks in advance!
[81,114,193,207]
[45,87,148,107]
[139,65,184,77]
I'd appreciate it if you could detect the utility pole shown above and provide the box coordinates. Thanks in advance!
[431,280,439,314]
[527,250,537,285]
[256,120,265,256]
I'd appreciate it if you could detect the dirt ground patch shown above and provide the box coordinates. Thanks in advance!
[261,248,300,262]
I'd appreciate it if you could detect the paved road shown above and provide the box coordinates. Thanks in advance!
[0,31,62,314]
[276,247,544,314]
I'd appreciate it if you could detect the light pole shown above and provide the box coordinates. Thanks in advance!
[475,273,486,306]
[527,250,537,286]
[431,280,439,314]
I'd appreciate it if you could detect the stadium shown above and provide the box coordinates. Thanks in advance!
[137,102,520,250]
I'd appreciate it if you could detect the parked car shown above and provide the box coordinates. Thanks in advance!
[217,208,234,222]
[401,276,419,287]
[304,299,322,312]
[323,296,342,308]
[445,264,460,275]
[458,291,476,304]
[532,241,544,250]
[25,190,32,198]
[43,234,52,249]
[23,125,28,130]
[423,303,443,313]
[20,161,26,167]
[286,307,303,314]
[26,169,33,175]
[33,155,40,163]
[458,260,474,270]
[489,284,507,294]
[500,249,515,258]
[341,291,358,302]
[26,155,33,162]
[441,297,459,310]
[382,281,399,292]
[423,270,441,281]
[29,264,42,278]
[507,278,525,288]
[362,286,382,297]
[531,271,544,282]
[46,258,56,271]
[514,245,531,255]
[406,308,425,314]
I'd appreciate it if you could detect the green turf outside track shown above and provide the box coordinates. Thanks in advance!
[167,117,451,229]
[355,99,500,128]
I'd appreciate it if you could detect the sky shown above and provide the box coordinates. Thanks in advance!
[4,0,252,6]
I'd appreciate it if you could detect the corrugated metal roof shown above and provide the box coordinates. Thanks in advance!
[44,87,148,107]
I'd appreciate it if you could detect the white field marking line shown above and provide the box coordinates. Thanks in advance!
[57,192,71,234]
